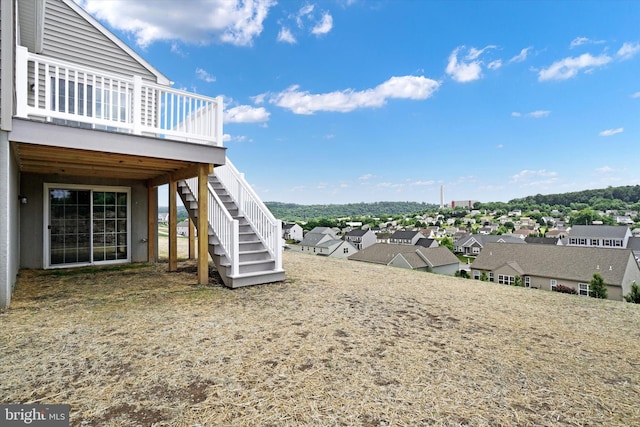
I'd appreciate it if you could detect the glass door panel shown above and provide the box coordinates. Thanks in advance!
[49,189,91,265]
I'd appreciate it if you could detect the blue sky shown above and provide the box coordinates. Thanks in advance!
[78,0,640,205]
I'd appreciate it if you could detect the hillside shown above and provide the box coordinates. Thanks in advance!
[266,201,437,221]
[2,251,639,425]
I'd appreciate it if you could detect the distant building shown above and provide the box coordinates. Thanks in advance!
[451,200,478,208]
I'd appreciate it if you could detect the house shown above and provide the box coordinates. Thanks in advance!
[628,237,640,266]
[348,243,459,275]
[282,222,303,242]
[315,239,358,259]
[389,230,425,245]
[343,229,377,250]
[177,219,190,236]
[566,225,632,249]
[158,213,169,223]
[0,0,283,307]
[300,227,339,254]
[470,243,640,301]
[545,229,569,239]
[300,227,356,258]
[509,229,536,239]
[524,237,559,245]
[415,238,439,248]
[453,234,526,256]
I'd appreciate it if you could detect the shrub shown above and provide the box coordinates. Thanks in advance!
[590,272,608,299]
[553,284,577,294]
[624,282,640,304]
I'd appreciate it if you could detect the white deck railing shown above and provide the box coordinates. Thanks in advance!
[184,177,240,277]
[15,46,223,145]
[215,158,283,270]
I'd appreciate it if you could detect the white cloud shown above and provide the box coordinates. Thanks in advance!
[511,110,550,118]
[599,127,623,137]
[487,60,502,70]
[311,12,333,35]
[277,27,296,44]
[269,75,440,114]
[595,166,614,174]
[632,92,640,98]
[358,174,375,181]
[617,42,640,60]
[446,45,497,83]
[411,180,435,186]
[296,4,315,28]
[511,169,558,186]
[195,67,216,83]
[509,47,532,63]
[538,53,612,81]
[224,105,270,123]
[569,37,606,48]
[78,0,275,47]
[496,144,504,149]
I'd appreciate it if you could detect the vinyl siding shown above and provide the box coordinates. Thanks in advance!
[42,0,158,81]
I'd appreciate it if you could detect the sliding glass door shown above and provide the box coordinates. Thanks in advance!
[47,185,130,268]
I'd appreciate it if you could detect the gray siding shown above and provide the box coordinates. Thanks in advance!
[42,1,158,81]
[20,173,150,269]
[0,134,20,307]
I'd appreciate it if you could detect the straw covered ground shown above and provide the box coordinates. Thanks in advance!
[2,249,640,426]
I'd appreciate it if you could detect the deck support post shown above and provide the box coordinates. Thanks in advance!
[197,164,210,285]
[188,218,195,260]
[168,178,178,272]
[147,185,157,263]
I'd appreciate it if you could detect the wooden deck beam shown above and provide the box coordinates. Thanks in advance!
[147,185,157,263]
[188,218,195,260]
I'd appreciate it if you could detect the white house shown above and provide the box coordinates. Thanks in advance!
[282,222,304,242]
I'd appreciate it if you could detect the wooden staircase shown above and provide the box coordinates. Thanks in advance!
[178,162,285,288]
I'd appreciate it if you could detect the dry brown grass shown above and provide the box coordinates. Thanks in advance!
[2,250,640,426]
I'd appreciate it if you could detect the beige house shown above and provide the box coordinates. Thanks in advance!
[349,243,459,275]
[470,243,640,301]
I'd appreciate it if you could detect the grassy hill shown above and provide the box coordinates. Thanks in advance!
[3,251,639,425]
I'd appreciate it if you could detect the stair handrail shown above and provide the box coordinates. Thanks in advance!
[184,177,239,277]
[214,158,282,270]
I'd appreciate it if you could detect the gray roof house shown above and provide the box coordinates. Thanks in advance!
[0,0,284,308]
[416,238,439,248]
[343,229,377,250]
[300,227,354,257]
[470,243,640,301]
[453,234,526,256]
[389,230,425,245]
[348,243,459,275]
[566,225,632,249]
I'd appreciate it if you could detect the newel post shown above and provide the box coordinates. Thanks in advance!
[15,46,29,118]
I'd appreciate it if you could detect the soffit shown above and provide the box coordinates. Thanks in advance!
[13,142,198,182]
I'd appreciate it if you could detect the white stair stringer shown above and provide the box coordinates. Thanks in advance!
[177,171,285,288]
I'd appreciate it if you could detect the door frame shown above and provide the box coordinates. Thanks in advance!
[43,183,131,269]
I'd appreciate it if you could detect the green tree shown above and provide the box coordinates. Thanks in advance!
[589,272,608,299]
[440,236,454,252]
[480,271,489,282]
[513,276,523,287]
[624,282,640,303]
[503,221,515,231]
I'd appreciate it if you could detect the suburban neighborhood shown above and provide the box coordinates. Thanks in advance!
[280,205,640,302]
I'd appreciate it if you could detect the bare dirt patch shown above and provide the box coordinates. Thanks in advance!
[2,251,640,426]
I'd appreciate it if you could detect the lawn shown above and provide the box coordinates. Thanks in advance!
[1,250,639,426]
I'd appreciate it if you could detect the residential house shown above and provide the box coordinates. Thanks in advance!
[0,0,283,307]
[389,230,425,245]
[566,225,632,249]
[545,229,569,239]
[509,229,536,239]
[628,237,640,266]
[300,227,339,254]
[470,243,640,301]
[315,239,358,259]
[453,234,526,256]
[177,219,189,236]
[615,216,634,225]
[376,232,392,244]
[282,222,303,242]
[158,213,169,223]
[415,238,439,248]
[343,229,377,250]
[348,243,459,275]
